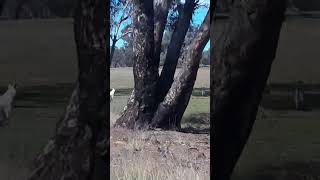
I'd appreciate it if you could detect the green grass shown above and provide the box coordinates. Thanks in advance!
[110,95,210,122]
[232,109,320,180]
[183,96,210,118]
[110,67,210,89]
[110,67,211,128]
[0,94,66,180]
[0,18,77,87]
[0,19,76,179]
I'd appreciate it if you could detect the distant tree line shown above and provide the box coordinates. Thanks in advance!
[216,0,320,13]
[110,21,210,68]
[111,46,210,68]
[0,0,75,19]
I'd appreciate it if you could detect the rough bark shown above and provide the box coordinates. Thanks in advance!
[212,0,286,179]
[156,0,196,103]
[27,0,107,179]
[114,0,158,130]
[154,0,172,68]
[114,0,171,127]
[151,11,211,130]
[112,0,171,117]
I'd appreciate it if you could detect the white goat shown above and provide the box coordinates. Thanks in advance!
[0,83,17,126]
[110,88,115,101]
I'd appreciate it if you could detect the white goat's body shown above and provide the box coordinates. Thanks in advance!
[0,85,16,126]
[110,88,115,101]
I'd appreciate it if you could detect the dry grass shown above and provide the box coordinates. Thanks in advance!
[110,128,210,180]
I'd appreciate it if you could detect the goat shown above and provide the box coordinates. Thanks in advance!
[0,83,17,126]
[110,88,115,101]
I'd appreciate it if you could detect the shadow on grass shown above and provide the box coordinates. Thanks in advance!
[181,113,210,134]
[179,126,210,134]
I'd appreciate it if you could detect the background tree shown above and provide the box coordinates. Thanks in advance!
[111,24,134,67]
[114,0,211,130]
[200,50,209,65]
[26,0,107,179]
[110,0,133,62]
[212,0,286,179]
[46,0,76,17]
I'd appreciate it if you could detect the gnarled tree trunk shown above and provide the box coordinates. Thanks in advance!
[27,0,107,179]
[115,0,211,130]
[212,0,286,179]
[114,0,158,130]
[115,0,198,130]
[151,11,211,129]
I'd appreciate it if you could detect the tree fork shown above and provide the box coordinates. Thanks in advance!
[151,11,211,130]
[156,0,197,103]
[154,0,173,68]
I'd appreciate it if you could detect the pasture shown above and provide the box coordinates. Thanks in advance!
[0,19,76,179]
[233,109,320,180]
[110,67,210,127]
[110,67,210,89]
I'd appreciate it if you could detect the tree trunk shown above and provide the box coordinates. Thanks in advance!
[110,36,117,64]
[151,11,211,129]
[117,0,172,111]
[0,0,6,15]
[154,0,172,68]
[212,0,286,179]
[27,0,107,179]
[114,0,158,130]
[156,0,196,103]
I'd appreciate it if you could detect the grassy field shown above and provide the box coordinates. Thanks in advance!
[0,18,77,86]
[110,67,210,89]
[110,95,209,124]
[232,109,320,180]
[0,86,68,180]
[214,17,320,84]
[110,67,211,129]
[0,19,76,179]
